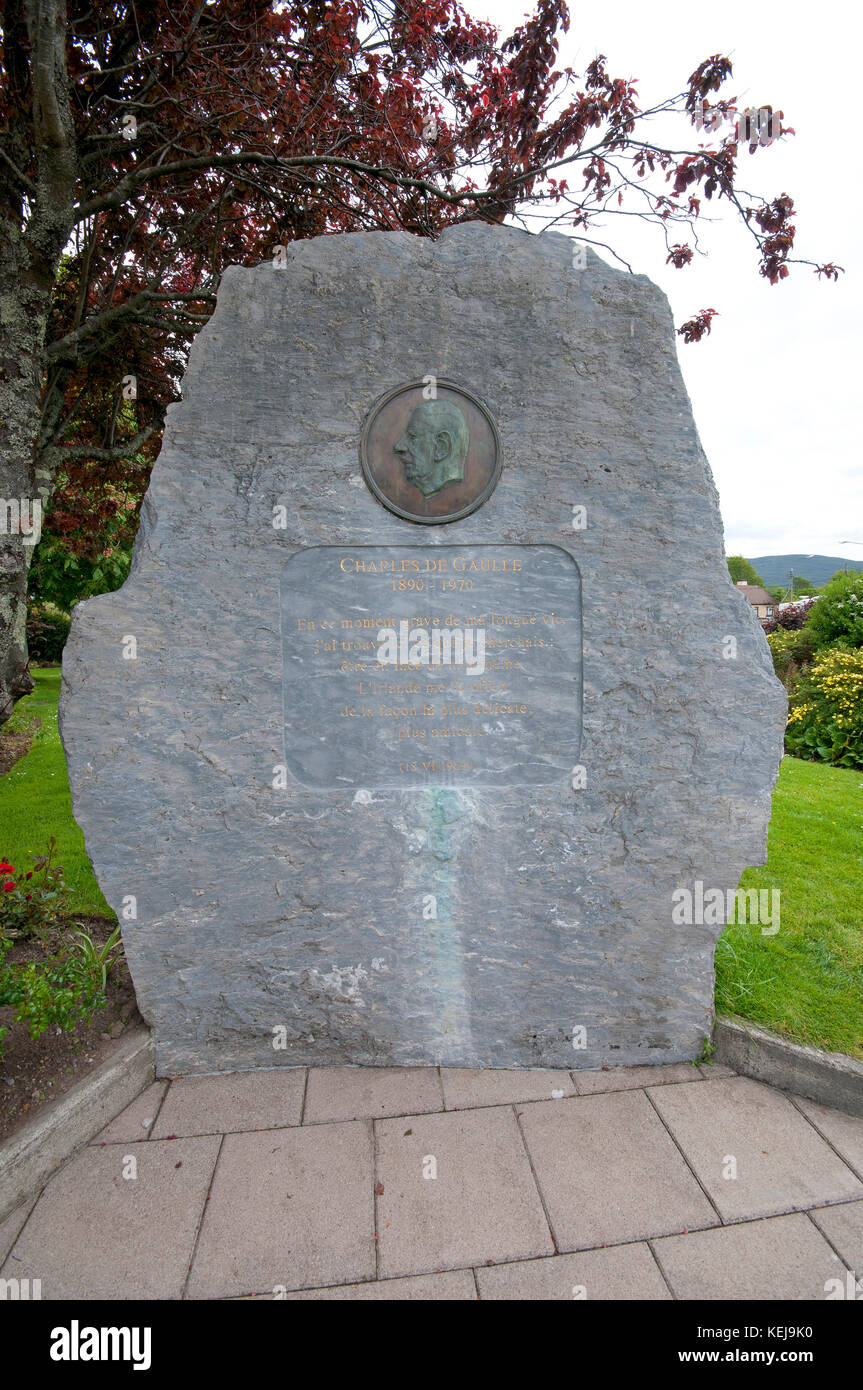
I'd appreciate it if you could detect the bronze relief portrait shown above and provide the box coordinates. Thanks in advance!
[360,380,502,524]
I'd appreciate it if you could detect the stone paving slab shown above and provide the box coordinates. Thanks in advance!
[649,1078,863,1222]
[518,1090,717,1249]
[93,1081,168,1144]
[652,1213,849,1300]
[440,1068,575,1110]
[809,1200,863,1274]
[573,1063,701,1095]
[476,1244,672,1300]
[795,1098,863,1180]
[283,1270,477,1299]
[0,1195,36,1265]
[303,1067,443,1124]
[185,1121,374,1299]
[1,1137,220,1299]
[6,1064,863,1301]
[152,1069,307,1139]
[375,1106,553,1279]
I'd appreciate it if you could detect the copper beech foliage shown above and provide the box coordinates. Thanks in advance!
[0,1,841,563]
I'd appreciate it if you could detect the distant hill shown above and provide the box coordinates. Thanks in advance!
[746,554,863,589]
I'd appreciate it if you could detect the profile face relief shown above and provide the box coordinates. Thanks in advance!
[393,399,469,496]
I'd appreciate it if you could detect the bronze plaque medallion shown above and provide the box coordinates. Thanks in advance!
[359,380,502,524]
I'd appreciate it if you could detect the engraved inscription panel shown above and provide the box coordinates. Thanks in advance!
[280,545,582,788]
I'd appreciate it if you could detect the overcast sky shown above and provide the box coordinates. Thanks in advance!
[465,0,860,561]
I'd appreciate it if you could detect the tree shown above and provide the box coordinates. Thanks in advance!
[792,576,816,596]
[0,1,841,723]
[727,556,766,587]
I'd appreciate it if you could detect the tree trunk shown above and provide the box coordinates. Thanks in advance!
[0,0,77,725]
[0,228,55,723]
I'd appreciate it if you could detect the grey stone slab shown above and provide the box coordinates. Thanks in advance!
[303,1067,443,1124]
[60,222,785,1076]
[441,1068,576,1109]
[92,1081,167,1143]
[476,1244,671,1300]
[375,1106,553,1278]
[186,1122,374,1299]
[653,1214,849,1300]
[284,1270,477,1300]
[795,1098,863,1180]
[809,1200,863,1274]
[151,1069,306,1138]
[518,1091,717,1248]
[573,1063,701,1094]
[650,1077,863,1221]
[0,1137,219,1299]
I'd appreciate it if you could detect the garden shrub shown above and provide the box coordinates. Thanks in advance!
[805,572,863,651]
[26,601,71,662]
[0,944,116,1050]
[767,626,817,687]
[785,648,863,769]
[762,599,816,635]
[0,841,120,1057]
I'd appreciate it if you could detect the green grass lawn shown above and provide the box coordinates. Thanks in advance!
[0,668,114,918]
[2,673,861,1056]
[716,756,863,1059]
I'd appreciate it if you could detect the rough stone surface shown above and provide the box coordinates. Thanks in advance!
[59,223,785,1075]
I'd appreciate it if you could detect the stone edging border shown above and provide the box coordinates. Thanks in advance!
[0,1027,154,1224]
[714,1016,863,1118]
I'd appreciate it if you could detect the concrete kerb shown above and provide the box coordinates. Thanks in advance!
[714,1016,863,1118]
[0,1027,154,1223]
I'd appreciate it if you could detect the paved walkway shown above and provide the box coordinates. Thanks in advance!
[2,1062,862,1300]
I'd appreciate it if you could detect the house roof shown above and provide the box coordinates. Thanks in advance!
[778,595,818,611]
[735,582,774,605]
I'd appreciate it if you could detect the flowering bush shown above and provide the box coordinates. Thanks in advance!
[767,626,816,687]
[785,648,863,769]
[0,838,68,938]
[804,571,863,650]
[0,926,8,1055]
[762,599,816,635]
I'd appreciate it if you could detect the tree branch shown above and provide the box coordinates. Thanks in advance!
[60,424,159,461]
[0,143,37,195]
[74,149,476,224]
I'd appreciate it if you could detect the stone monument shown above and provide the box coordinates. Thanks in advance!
[59,223,787,1075]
